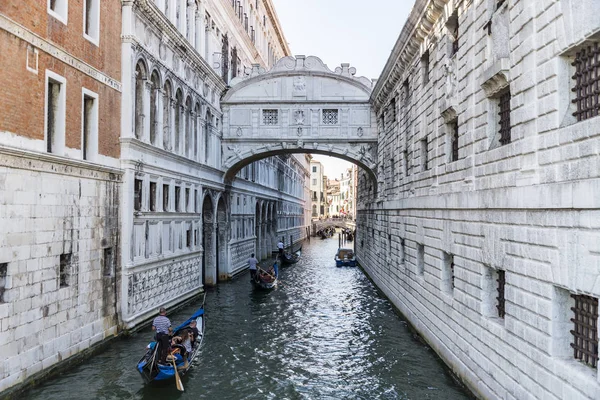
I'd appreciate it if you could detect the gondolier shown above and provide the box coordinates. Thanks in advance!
[277,240,284,256]
[152,307,171,364]
[248,253,259,281]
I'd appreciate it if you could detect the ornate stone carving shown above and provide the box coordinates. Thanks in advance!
[294,110,305,125]
[236,127,243,137]
[297,127,303,136]
[293,76,306,96]
[357,127,364,137]
[358,145,374,165]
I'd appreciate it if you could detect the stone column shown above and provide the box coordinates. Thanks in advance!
[143,81,152,143]
[195,5,205,56]
[170,98,177,153]
[156,88,164,149]
[188,0,196,46]
[179,0,187,36]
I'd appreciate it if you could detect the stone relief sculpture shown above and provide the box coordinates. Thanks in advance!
[443,58,457,99]
[294,110,305,125]
[358,145,374,165]
[236,127,243,137]
[293,76,306,96]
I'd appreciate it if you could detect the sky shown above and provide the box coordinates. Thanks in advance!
[271,0,416,179]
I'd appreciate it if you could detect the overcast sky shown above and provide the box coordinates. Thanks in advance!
[271,0,415,178]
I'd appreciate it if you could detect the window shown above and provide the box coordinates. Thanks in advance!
[59,253,72,287]
[46,71,66,155]
[48,0,68,24]
[571,294,598,368]
[312,166,317,173]
[447,11,459,57]
[403,149,409,177]
[400,238,405,264]
[322,109,339,125]
[162,184,169,211]
[195,189,199,213]
[185,188,190,212]
[134,179,143,211]
[421,51,430,84]
[498,90,511,145]
[262,109,278,125]
[82,89,98,161]
[496,270,506,318]
[416,243,424,275]
[450,119,459,162]
[420,139,429,171]
[149,182,157,211]
[312,179,317,185]
[103,248,113,277]
[572,43,600,122]
[186,227,192,248]
[443,252,454,293]
[83,0,99,45]
[0,263,7,303]
[175,186,181,212]
[402,79,410,106]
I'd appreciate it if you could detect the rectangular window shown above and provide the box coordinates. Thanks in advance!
[496,270,506,318]
[572,43,600,122]
[498,90,511,145]
[82,90,98,161]
[400,238,405,264]
[448,11,459,57]
[186,227,192,248]
[48,0,68,24]
[185,188,190,212]
[420,139,429,171]
[162,184,169,211]
[59,253,72,287]
[312,166,317,173]
[195,189,199,213]
[149,182,157,211]
[134,179,143,211]
[46,72,66,154]
[416,243,424,275]
[422,51,430,84]
[312,179,317,185]
[403,149,409,177]
[262,109,278,125]
[450,119,459,162]
[402,79,410,106]
[83,0,99,45]
[103,247,113,277]
[0,263,7,303]
[175,186,181,212]
[443,252,454,293]
[571,294,599,368]
[322,109,339,125]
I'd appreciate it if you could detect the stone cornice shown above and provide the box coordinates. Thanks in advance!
[262,0,291,56]
[135,0,226,93]
[371,0,448,112]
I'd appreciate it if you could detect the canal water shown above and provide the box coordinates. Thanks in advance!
[24,235,471,400]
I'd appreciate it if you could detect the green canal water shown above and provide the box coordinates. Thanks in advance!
[23,236,472,399]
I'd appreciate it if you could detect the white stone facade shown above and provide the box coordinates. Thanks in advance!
[358,0,600,399]
[310,160,327,218]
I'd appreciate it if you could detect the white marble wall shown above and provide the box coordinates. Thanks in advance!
[359,0,600,399]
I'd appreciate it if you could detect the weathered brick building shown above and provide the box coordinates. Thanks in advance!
[357,0,600,398]
[0,0,122,393]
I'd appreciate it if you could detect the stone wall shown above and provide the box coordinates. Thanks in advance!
[0,149,121,393]
[358,0,600,399]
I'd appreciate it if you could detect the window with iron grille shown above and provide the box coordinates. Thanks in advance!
[134,179,143,211]
[422,51,430,84]
[451,119,459,161]
[498,90,511,145]
[59,253,72,287]
[496,270,506,319]
[149,182,157,211]
[447,11,459,57]
[443,252,455,293]
[262,109,278,125]
[0,263,7,303]
[570,294,599,368]
[420,139,429,171]
[572,43,600,122]
[322,109,339,125]
[417,243,425,275]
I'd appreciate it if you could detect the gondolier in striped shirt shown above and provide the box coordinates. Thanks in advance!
[152,307,172,364]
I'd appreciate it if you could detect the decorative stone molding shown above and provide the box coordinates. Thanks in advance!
[480,57,510,98]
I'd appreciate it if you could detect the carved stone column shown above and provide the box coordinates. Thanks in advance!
[195,6,205,56]
[156,88,164,149]
[187,0,196,46]
[143,80,152,143]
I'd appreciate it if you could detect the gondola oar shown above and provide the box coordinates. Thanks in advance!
[257,266,279,282]
[172,357,184,392]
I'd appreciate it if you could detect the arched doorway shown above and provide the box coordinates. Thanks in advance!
[216,196,229,281]
[202,195,215,286]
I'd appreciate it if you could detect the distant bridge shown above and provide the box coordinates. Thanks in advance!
[312,218,356,232]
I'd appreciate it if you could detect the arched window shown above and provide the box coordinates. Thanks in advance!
[194,103,201,160]
[162,80,172,150]
[174,89,183,153]
[185,96,192,158]
[134,61,147,139]
[150,71,160,145]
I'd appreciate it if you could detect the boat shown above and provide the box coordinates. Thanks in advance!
[335,247,357,267]
[252,267,278,289]
[281,246,302,265]
[137,296,206,387]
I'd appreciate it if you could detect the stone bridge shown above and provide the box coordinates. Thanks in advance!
[220,56,378,185]
[312,218,356,231]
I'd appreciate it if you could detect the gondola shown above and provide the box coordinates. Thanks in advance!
[137,296,206,387]
[252,267,278,290]
[281,247,301,265]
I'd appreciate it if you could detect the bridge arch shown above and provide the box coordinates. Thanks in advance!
[221,55,379,189]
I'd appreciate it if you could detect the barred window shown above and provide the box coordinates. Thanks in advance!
[498,90,511,145]
[262,109,278,125]
[322,109,339,125]
[451,119,459,162]
[571,294,598,368]
[496,270,506,319]
[572,43,600,122]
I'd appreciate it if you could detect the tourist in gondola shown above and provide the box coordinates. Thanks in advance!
[152,307,172,364]
[188,320,200,345]
[248,253,259,281]
[170,329,192,369]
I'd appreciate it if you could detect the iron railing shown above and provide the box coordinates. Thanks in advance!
[572,43,600,122]
[571,294,599,368]
[498,91,511,145]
